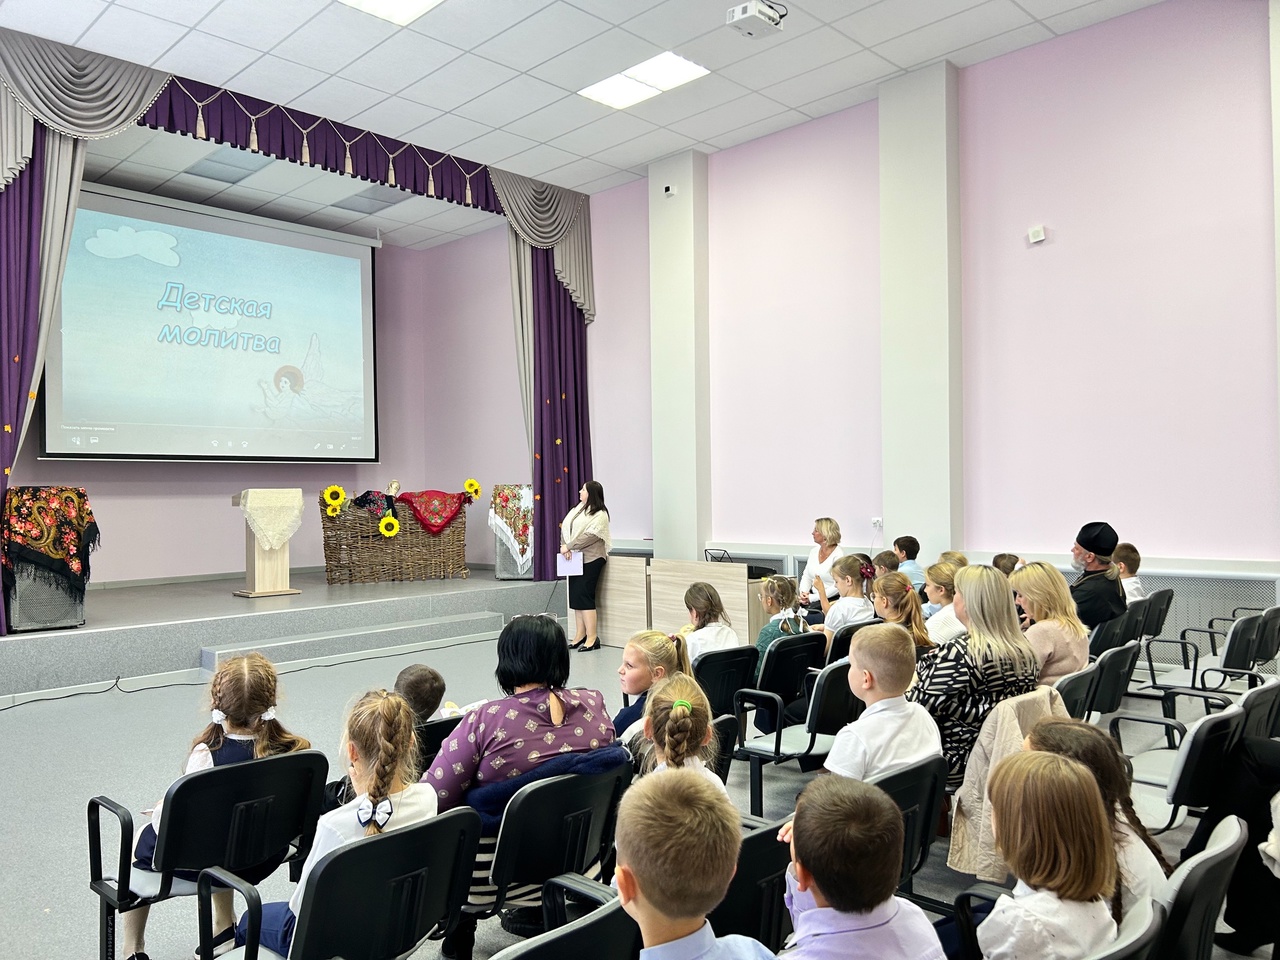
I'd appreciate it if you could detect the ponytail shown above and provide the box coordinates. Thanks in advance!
[645,674,714,770]
[874,572,931,649]
[346,690,417,836]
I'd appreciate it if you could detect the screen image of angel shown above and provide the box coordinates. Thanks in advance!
[256,333,361,431]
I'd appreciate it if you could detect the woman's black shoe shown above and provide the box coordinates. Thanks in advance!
[568,638,587,650]
[579,640,601,652]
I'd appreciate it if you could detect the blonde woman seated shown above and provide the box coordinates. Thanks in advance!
[1008,562,1090,686]
[682,582,740,662]
[924,562,966,645]
[798,517,845,624]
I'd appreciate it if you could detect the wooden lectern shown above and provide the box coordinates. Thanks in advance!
[231,489,302,598]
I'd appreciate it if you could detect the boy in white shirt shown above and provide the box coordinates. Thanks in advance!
[824,623,942,782]
[1113,543,1147,601]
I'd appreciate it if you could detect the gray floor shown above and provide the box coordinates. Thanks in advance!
[0,632,1257,959]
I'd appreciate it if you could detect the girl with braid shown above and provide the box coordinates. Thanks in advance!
[643,674,728,796]
[1026,718,1171,920]
[235,689,436,956]
[125,653,309,960]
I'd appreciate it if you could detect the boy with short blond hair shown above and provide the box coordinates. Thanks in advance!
[824,623,941,782]
[614,771,773,960]
[1113,542,1147,601]
[782,777,945,960]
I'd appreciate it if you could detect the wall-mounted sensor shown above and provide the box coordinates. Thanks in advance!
[664,184,677,198]
[1028,225,1046,244]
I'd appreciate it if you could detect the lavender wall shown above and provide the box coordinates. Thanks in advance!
[960,0,1278,561]
[707,102,882,547]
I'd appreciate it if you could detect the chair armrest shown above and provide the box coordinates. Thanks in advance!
[199,867,260,960]
[733,689,785,758]
[541,873,617,930]
[739,814,773,831]
[87,795,136,910]
[1208,616,1240,631]
[954,883,1011,960]
[1181,626,1226,656]
[1109,714,1187,753]
[1147,638,1200,681]
[1232,607,1265,617]
[1201,667,1267,690]
[1159,687,1232,717]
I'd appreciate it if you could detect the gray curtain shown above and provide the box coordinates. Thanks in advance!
[489,167,596,452]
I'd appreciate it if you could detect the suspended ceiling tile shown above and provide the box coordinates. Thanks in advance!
[796,79,885,119]
[346,98,443,139]
[719,26,865,88]
[668,92,788,141]
[381,222,446,246]
[502,95,613,142]
[75,5,187,66]
[151,31,262,87]
[408,232,463,249]
[705,108,810,149]
[1016,0,1107,16]
[452,129,540,165]
[626,73,748,127]
[87,124,163,161]
[198,0,329,51]
[298,207,367,230]
[789,0,880,20]
[421,202,501,231]
[575,169,643,194]
[205,184,277,213]
[113,0,222,27]
[592,127,697,170]
[81,154,120,179]
[127,128,223,169]
[623,0,747,50]
[398,54,519,112]
[538,156,623,189]
[673,23,788,72]
[766,49,898,108]
[493,143,582,178]
[566,0,666,22]
[833,0,986,47]
[98,159,175,192]
[160,172,231,203]
[872,0,1033,70]
[338,30,464,95]
[0,0,106,45]
[271,3,396,73]
[401,112,492,153]
[227,55,327,105]
[235,157,330,194]
[934,21,1054,69]
[549,112,659,157]
[451,74,567,128]
[286,168,375,204]
[451,218,505,237]
[379,193,454,224]
[288,76,387,123]
[475,2,611,72]
[1044,0,1164,35]
[527,28,664,92]
[251,196,325,221]
[406,0,555,48]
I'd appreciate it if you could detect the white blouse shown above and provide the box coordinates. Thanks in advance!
[798,545,845,604]
[686,621,741,662]
[977,882,1116,960]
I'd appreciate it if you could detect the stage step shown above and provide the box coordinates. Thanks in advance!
[200,611,505,670]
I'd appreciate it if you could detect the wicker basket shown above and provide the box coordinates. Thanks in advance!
[319,495,469,584]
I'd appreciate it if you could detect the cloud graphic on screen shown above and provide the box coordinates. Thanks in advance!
[85,225,180,266]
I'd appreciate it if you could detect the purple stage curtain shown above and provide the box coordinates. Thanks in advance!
[0,123,47,635]
[531,246,593,582]
[141,78,502,215]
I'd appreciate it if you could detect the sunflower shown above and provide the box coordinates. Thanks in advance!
[323,484,346,506]
[464,477,482,499]
[326,503,341,518]
[379,514,399,538]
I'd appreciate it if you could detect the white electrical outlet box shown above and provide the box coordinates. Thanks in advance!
[871,517,883,528]
[1028,225,1046,244]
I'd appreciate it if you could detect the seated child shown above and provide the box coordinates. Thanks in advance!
[614,770,773,960]
[616,631,692,742]
[872,550,900,577]
[991,554,1020,577]
[813,554,876,649]
[1113,543,1147,601]
[824,623,941,781]
[643,674,728,795]
[683,582,741,662]
[780,777,945,959]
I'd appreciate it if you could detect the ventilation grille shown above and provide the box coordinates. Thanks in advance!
[1143,573,1276,670]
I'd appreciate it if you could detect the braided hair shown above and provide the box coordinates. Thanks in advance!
[759,576,808,634]
[191,652,310,761]
[346,689,418,836]
[645,673,714,770]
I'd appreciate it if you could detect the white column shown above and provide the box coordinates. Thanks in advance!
[648,150,710,560]
[878,61,964,557]
[1271,1,1280,465]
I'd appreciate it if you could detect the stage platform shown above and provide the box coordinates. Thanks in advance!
[0,570,567,702]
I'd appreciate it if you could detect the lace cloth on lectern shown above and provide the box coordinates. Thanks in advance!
[239,488,304,551]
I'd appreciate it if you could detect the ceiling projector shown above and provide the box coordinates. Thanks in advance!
[726,1,784,38]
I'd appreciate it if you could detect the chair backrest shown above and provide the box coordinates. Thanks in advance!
[1086,897,1163,960]
[1237,677,1280,740]
[1089,614,1129,658]
[155,749,329,875]
[692,646,760,718]
[1053,661,1101,719]
[490,760,632,895]
[868,754,949,886]
[805,659,862,736]
[1153,816,1246,960]
[706,818,794,952]
[1121,598,1150,643]
[757,632,827,703]
[1091,641,1141,715]
[1165,705,1245,810]
[826,618,883,666]
[1251,605,1280,664]
[415,715,462,775]
[1142,589,1174,640]
[489,899,641,960]
[1221,614,1264,670]
[710,714,738,785]
[289,808,483,960]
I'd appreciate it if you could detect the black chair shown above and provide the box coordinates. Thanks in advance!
[511,878,639,960]
[1089,640,1141,719]
[88,749,328,960]
[692,646,760,719]
[204,806,482,960]
[825,618,883,666]
[1139,588,1174,642]
[736,658,861,817]
[706,817,793,952]
[736,631,827,736]
[1054,660,1101,719]
[415,714,462,773]
[710,714,738,785]
[869,754,949,896]
[1090,602,1144,658]
[1152,816,1247,960]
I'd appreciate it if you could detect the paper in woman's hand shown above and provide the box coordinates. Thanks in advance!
[556,551,584,576]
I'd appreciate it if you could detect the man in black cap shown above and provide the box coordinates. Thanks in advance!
[1070,521,1127,628]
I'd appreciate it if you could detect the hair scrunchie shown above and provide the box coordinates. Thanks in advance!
[859,562,876,582]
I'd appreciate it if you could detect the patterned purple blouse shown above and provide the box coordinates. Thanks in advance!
[425,686,615,810]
